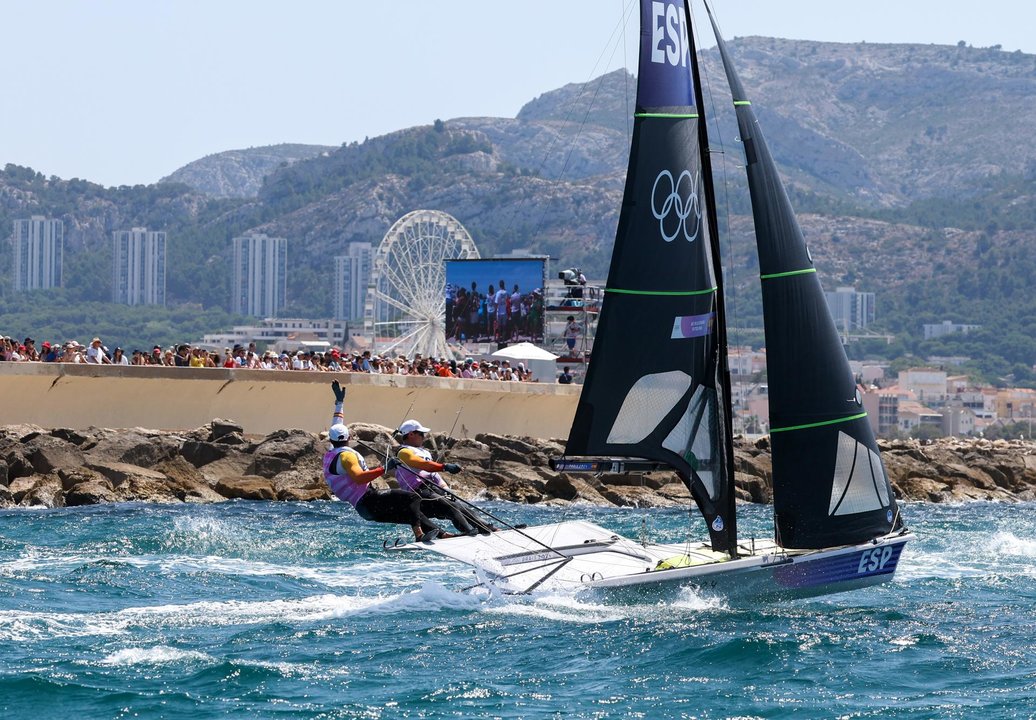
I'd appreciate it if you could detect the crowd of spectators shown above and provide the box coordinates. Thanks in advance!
[0,336,544,382]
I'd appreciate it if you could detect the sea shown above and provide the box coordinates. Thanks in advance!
[1,499,1034,720]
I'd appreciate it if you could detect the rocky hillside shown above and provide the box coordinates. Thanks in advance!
[3,422,1034,510]
[3,37,1036,366]
[160,143,334,199]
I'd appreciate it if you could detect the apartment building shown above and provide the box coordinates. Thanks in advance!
[232,233,287,317]
[11,216,63,291]
[112,227,166,305]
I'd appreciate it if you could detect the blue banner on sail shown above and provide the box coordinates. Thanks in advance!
[637,0,695,109]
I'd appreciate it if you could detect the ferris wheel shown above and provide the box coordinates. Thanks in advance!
[364,209,480,358]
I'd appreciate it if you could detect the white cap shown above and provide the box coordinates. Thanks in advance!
[328,424,350,442]
[398,419,430,435]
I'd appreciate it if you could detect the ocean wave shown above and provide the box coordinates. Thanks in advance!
[988,531,1036,558]
[98,645,214,666]
[0,583,490,643]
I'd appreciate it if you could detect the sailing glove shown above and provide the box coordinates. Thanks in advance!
[386,457,400,472]
[443,463,462,474]
[331,380,346,403]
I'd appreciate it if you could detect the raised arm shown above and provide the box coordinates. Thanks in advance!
[330,379,346,430]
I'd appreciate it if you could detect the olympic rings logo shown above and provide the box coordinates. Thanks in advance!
[651,169,703,243]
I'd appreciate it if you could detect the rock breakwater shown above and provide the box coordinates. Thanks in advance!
[2,421,1035,509]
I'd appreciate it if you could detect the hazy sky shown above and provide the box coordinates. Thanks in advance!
[3,0,1028,187]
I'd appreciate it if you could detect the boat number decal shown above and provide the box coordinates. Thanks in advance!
[651,170,702,243]
[857,546,893,574]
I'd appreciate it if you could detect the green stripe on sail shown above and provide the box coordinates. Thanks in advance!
[760,268,817,280]
[770,412,869,434]
[634,112,700,119]
[606,286,717,296]
[733,100,752,106]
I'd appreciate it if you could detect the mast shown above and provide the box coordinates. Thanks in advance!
[684,0,737,556]
[560,0,737,555]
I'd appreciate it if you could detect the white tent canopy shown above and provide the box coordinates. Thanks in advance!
[490,343,559,382]
[490,342,559,361]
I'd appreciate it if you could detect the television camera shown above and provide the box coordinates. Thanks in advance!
[558,268,586,299]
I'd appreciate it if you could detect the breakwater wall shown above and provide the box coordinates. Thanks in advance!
[0,364,581,439]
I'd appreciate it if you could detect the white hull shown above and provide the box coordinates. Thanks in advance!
[400,521,913,601]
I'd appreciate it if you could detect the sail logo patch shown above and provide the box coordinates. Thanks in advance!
[650,1,689,68]
[671,312,715,339]
[651,169,703,242]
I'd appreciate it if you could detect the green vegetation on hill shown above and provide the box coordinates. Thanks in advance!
[3,37,1036,385]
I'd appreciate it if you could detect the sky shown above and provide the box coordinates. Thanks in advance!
[2,0,1030,188]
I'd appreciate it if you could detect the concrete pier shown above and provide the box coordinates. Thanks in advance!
[0,363,580,440]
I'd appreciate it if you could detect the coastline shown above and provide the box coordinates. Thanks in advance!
[3,420,1034,510]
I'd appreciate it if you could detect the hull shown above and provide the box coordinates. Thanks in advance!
[402,520,913,602]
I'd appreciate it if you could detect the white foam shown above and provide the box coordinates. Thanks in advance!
[0,582,495,643]
[988,531,1036,558]
[99,645,214,666]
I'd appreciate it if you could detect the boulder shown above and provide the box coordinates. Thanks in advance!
[65,478,119,506]
[272,468,326,495]
[28,438,86,475]
[85,459,169,488]
[181,440,233,468]
[8,475,41,504]
[278,486,332,502]
[1,445,33,482]
[57,467,110,492]
[87,429,184,468]
[196,452,253,485]
[152,457,226,503]
[250,454,295,478]
[598,483,684,508]
[210,418,245,441]
[250,430,321,478]
[49,427,93,446]
[544,474,609,504]
[17,475,64,508]
[214,476,278,501]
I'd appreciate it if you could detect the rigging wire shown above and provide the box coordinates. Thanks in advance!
[691,1,743,354]
[502,0,638,241]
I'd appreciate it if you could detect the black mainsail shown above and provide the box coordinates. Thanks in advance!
[563,0,737,554]
[704,3,900,548]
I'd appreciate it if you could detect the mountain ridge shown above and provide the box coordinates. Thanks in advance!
[2,36,1036,381]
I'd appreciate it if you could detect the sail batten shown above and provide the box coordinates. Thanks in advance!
[606,287,717,296]
[635,112,701,119]
[770,412,870,434]
[760,268,817,280]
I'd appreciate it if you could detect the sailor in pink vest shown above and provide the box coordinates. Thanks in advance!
[392,419,495,535]
[323,381,446,542]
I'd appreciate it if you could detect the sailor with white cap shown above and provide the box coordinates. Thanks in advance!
[322,381,445,542]
[391,420,494,535]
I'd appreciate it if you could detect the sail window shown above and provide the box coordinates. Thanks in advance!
[662,385,719,499]
[829,431,888,516]
[606,371,692,445]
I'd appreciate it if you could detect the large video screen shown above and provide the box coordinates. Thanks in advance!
[445,258,546,344]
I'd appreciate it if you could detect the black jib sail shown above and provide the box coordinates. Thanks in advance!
[704,3,900,549]
[563,0,736,554]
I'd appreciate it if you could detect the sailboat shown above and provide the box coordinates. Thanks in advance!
[400,0,912,601]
